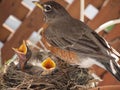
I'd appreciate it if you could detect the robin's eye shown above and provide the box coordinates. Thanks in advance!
[44,5,52,12]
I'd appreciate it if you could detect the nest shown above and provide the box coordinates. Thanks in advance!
[0,51,99,90]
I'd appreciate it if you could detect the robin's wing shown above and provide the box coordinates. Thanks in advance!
[68,31,113,58]
[45,21,118,59]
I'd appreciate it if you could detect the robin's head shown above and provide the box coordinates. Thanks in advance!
[33,1,70,22]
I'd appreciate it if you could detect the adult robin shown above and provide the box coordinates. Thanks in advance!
[34,1,120,81]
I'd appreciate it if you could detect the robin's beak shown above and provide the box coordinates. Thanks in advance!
[41,57,56,70]
[12,40,31,70]
[33,1,43,10]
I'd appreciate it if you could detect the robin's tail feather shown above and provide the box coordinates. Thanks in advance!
[103,60,120,81]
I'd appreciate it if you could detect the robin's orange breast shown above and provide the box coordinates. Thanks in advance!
[41,24,78,64]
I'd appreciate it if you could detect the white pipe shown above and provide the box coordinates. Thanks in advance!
[37,27,44,35]
[80,0,85,22]
[37,27,49,51]
[95,19,120,33]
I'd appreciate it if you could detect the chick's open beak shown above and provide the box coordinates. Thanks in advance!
[33,1,43,10]
[41,57,56,70]
[12,40,27,55]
